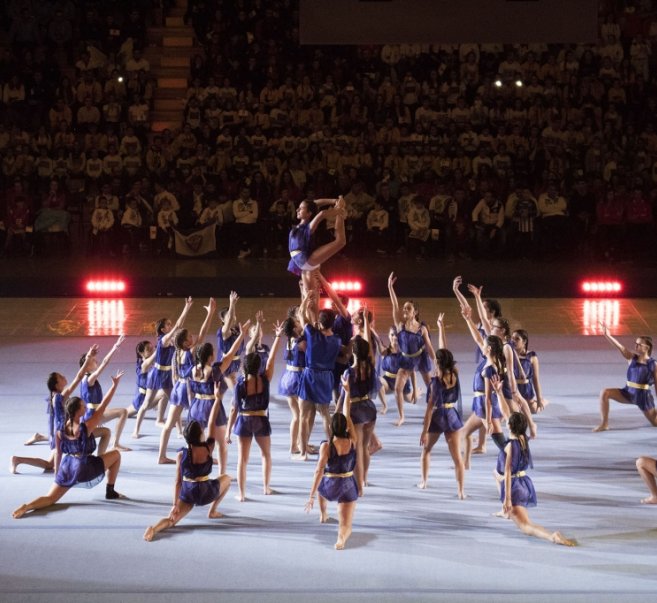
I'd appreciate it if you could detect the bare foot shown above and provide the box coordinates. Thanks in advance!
[12,504,28,519]
[457,490,466,500]
[131,432,142,439]
[393,418,405,427]
[158,457,176,465]
[24,432,47,446]
[335,539,345,550]
[235,494,246,502]
[155,421,166,429]
[417,481,427,489]
[472,446,486,454]
[208,510,224,519]
[320,512,329,523]
[551,531,577,546]
[113,444,132,452]
[592,424,609,432]
[264,487,274,495]
[292,453,308,461]
[10,456,18,474]
[379,407,388,415]
[369,441,383,455]
[306,444,319,454]
[493,510,509,519]
[143,526,155,542]
[464,461,471,470]
[641,495,657,504]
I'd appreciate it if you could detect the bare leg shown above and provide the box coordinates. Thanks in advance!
[94,426,111,456]
[393,370,410,426]
[307,204,346,267]
[100,408,131,451]
[446,430,465,499]
[473,424,487,454]
[368,430,383,455]
[636,456,657,503]
[156,387,172,426]
[361,421,375,488]
[335,501,356,549]
[212,424,228,475]
[287,396,301,454]
[255,435,273,495]
[208,474,232,518]
[643,408,657,427]
[594,388,631,432]
[144,501,193,541]
[236,436,252,501]
[319,495,329,523]
[354,424,365,495]
[133,388,156,437]
[24,433,48,446]
[13,483,70,518]
[418,432,440,489]
[10,451,55,474]
[377,382,388,414]
[317,404,331,440]
[461,414,483,470]
[297,399,315,460]
[101,449,122,496]
[510,505,577,546]
[158,404,183,464]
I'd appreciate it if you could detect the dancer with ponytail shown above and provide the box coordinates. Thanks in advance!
[511,329,548,414]
[12,371,125,518]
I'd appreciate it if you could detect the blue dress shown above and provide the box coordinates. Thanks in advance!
[343,366,377,425]
[332,314,353,394]
[146,334,175,390]
[317,440,359,503]
[497,438,537,507]
[178,442,220,506]
[278,335,306,396]
[516,352,536,402]
[55,423,105,488]
[379,352,412,394]
[232,374,271,438]
[189,370,226,429]
[132,359,149,411]
[299,324,342,405]
[287,222,312,276]
[216,327,244,377]
[426,375,464,433]
[398,323,433,373]
[170,350,194,408]
[620,355,656,411]
[80,375,103,422]
[254,343,270,376]
[471,361,503,419]
[47,393,65,450]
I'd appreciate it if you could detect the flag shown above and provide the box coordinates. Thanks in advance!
[173,224,216,257]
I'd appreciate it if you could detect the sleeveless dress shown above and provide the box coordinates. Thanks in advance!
[178,441,220,506]
[55,423,105,488]
[496,438,537,507]
[620,355,656,411]
[146,334,175,390]
[472,362,503,419]
[287,222,312,276]
[170,349,194,408]
[317,440,359,503]
[80,375,103,422]
[216,327,244,377]
[189,369,226,429]
[47,392,65,450]
[278,335,306,396]
[343,365,378,425]
[398,323,433,373]
[427,375,464,433]
[299,324,341,405]
[379,352,412,394]
[516,351,536,402]
[132,358,149,411]
[232,374,271,438]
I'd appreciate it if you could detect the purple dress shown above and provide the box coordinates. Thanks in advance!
[178,441,220,506]
[216,327,244,377]
[232,374,271,438]
[620,355,656,411]
[278,335,306,397]
[398,323,433,373]
[379,352,412,394]
[426,375,463,433]
[343,366,377,425]
[132,359,149,411]
[287,222,312,276]
[317,441,359,503]
[146,335,175,390]
[189,370,226,429]
[47,392,65,450]
[170,350,194,408]
[299,324,341,405]
[55,423,105,488]
[516,352,536,402]
[497,438,537,507]
[80,375,103,422]
[471,361,502,419]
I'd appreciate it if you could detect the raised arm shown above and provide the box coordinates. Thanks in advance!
[172,451,183,508]
[163,297,194,346]
[502,442,513,516]
[245,310,264,354]
[300,290,318,328]
[452,276,470,310]
[221,291,239,339]
[388,272,402,328]
[62,345,99,398]
[265,321,284,381]
[196,298,217,346]
[88,335,125,386]
[436,313,446,350]
[317,273,349,318]
[361,306,375,362]
[461,305,486,355]
[85,370,124,433]
[218,320,250,373]
[467,283,491,334]
[600,322,633,360]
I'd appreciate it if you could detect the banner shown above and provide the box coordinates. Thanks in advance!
[173,224,216,257]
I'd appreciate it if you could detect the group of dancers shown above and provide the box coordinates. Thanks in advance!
[10,195,657,550]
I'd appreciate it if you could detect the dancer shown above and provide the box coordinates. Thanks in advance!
[278,314,306,456]
[388,272,435,426]
[499,412,576,546]
[288,196,346,294]
[297,289,344,460]
[11,346,99,474]
[376,326,413,413]
[305,375,358,550]
[12,371,125,519]
[130,340,158,416]
[144,420,232,541]
[226,321,283,501]
[511,329,548,414]
[80,334,129,453]
[158,298,216,464]
[188,321,249,473]
[419,313,465,498]
[216,291,245,397]
[245,310,271,374]
[133,297,195,437]
[593,325,656,431]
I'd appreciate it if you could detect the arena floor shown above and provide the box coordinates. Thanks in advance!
[1,296,657,602]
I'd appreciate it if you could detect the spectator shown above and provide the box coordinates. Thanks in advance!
[232,185,259,258]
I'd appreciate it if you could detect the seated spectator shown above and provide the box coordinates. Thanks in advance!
[232,185,259,258]
[594,189,624,261]
[89,196,114,256]
[366,198,389,255]
[537,181,569,257]
[156,199,178,256]
[472,190,505,257]
[268,189,295,255]
[121,196,144,256]
[407,195,431,259]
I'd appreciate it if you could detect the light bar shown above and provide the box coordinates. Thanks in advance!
[85,279,127,295]
[330,280,363,293]
[580,280,622,295]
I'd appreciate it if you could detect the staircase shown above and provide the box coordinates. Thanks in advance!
[145,0,197,132]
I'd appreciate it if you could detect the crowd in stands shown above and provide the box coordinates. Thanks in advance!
[1,0,657,262]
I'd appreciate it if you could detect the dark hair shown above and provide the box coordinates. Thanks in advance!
[639,335,653,356]
[302,199,318,216]
[282,317,297,361]
[330,412,349,443]
[513,329,529,352]
[196,342,214,367]
[243,351,261,376]
[218,307,229,322]
[435,348,456,378]
[484,298,502,318]
[79,353,88,368]
[508,411,529,463]
[493,317,510,338]
[175,328,189,350]
[155,318,168,336]
[64,396,83,434]
[136,340,150,359]
[47,372,59,393]
[405,299,420,320]
[352,336,373,383]
[486,335,506,376]
[286,305,299,319]
[184,420,204,447]
[318,309,335,330]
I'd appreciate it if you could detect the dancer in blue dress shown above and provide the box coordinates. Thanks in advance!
[288,196,346,294]
[278,314,306,455]
[131,341,156,414]
[133,297,195,438]
[388,272,436,426]
[216,291,245,399]
[12,371,125,519]
[305,379,358,550]
[79,334,128,453]
[158,298,216,464]
[143,420,232,541]
[499,412,576,546]
[226,321,283,501]
[511,329,548,414]
[419,314,465,498]
[376,326,412,413]
[11,346,98,474]
[594,324,657,431]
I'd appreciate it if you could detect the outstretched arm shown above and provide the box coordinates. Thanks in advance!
[452,276,470,310]
[218,320,250,373]
[305,442,329,513]
[88,335,125,386]
[436,313,446,350]
[196,298,216,346]
[317,273,349,318]
[265,321,284,381]
[246,311,264,354]
[62,345,99,398]
[600,322,633,360]
[163,297,194,346]
[461,305,486,355]
[388,272,402,328]
[221,291,239,339]
[467,283,491,334]
[340,373,358,447]
[85,370,124,433]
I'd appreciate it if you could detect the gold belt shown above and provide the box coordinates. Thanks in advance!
[512,471,527,478]
[439,403,456,409]
[177,378,187,383]
[138,387,147,394]
[401,346,425,358]
[473,391,484,396]
[516,379,529,385]
[155,363,172,370]
[286,365,303,372]
[627,381,650,390]
[382,370,398,379]
[183,475,210,482]
[86,403,101,410]
[324,471,353,478]
[350,395,369,403]
[290,249,302,257]
[195,394,215,400]
[240,410,267,416]
[68,453,86,458]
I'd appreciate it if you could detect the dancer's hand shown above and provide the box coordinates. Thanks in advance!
[503,498,512,515]
[239,319,251,334]
[467,284,482,297]
[452,276,462,291]
[225,434,232,444]
[229,291,239,305]
[490,374,503,394]
[598,321,608,336]
[111,370,125,386]
[341,373,350,392]
[273,320,284,338]
[487,419,494,434]
[255,310,264,324]
[204,298,216,314]
[304,497,315,513]
[436,313,445,329]
[420,430,428,447]
[185,296,193,307]
[113,334,126,349]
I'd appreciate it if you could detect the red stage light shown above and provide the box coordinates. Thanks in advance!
[328,279,363,293]
[85,279,127,296]
[580,280,623,296]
